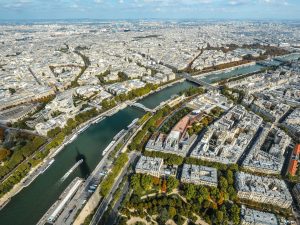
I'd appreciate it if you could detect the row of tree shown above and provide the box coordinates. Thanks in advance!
[179,86,205,97]
[0,140,48,198]
[143,150,184,165]
[100,153,129,196]
[128,106,172,151]
[0,136,46,179]
[160,107,192,134]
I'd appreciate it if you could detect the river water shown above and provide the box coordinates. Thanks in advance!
[0,81,197,225]
[199,64,263,84]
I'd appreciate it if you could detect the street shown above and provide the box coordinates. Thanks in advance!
[90,151,139,225]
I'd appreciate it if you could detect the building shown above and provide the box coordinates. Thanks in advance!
[240,205,278,225]
[180,164,218,187]
[0,87,55,111]
[186,91,233,112]
[191,105,263,164]
[242,126,291,175]
[284,108,300,138]
[135,156,163,178]
[288,144,300,176]
[235,172,293,209]
[35,114,68,136]
[250,99,290,122]
[145,113,198,156]
[0,103,39,124]
[292,183,300,207]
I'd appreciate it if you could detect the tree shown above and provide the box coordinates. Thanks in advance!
[101,99,116,110]
[47,127,61,138]
[219,176,228,192]
[226,170,234,185]
[166,154,184,165]
[174,215,184,225]
[227,186,237,201]
[216,210,224,224]
[184,184,196,200]
[230,204,240,225]
[141,174,152,190]
[166,176,179,192]
[67,118,77,129]
[100,153,128,196]
[0,148,11,161]
[0,128,4,141]
[161,179,167,193]
[152,176,160,186]
[203,200,211,209]
[210,187,221,202]
[168,206,177,219]
[228,164,239,172]
[158,208,169,225]
[198,185,210,200]
[8,88,16,95]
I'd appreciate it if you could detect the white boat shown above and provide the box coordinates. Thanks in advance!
[0,198,10,211]
[127,118,139,129]
[68,134,78,143]
[102,140,116,156]
[77,125,88,134]
[40,159,55,174]
[113,129,125,141]
[61,159,84,182]
[55,143,65,152]
[93,117,105,124]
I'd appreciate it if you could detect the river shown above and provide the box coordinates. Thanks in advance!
[198,64,263,84]
[0,81,197,225]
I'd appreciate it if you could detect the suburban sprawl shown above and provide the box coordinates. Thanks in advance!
[0,20,300,225]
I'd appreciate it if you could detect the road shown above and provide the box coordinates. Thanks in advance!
[28,67,43,86]
[106,182,130,225]
[237,126,264,165]
[90,151,140,225]
[292,205,300,225]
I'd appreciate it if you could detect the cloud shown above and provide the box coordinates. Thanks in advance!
[0,0,297,20]
[2,0,33,9]
[260,0,289,5]
[227,0,247,6]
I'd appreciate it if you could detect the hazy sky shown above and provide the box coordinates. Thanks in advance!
[0,0,299,21]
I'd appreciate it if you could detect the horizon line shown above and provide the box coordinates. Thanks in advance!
[0,18,300,22]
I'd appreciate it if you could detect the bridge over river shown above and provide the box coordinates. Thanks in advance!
[179,72,218,90]
[129,102,156,113]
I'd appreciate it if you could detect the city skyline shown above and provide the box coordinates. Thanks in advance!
[0,0,299,21]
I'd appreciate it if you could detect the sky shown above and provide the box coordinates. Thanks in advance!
[0,0,299,21]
